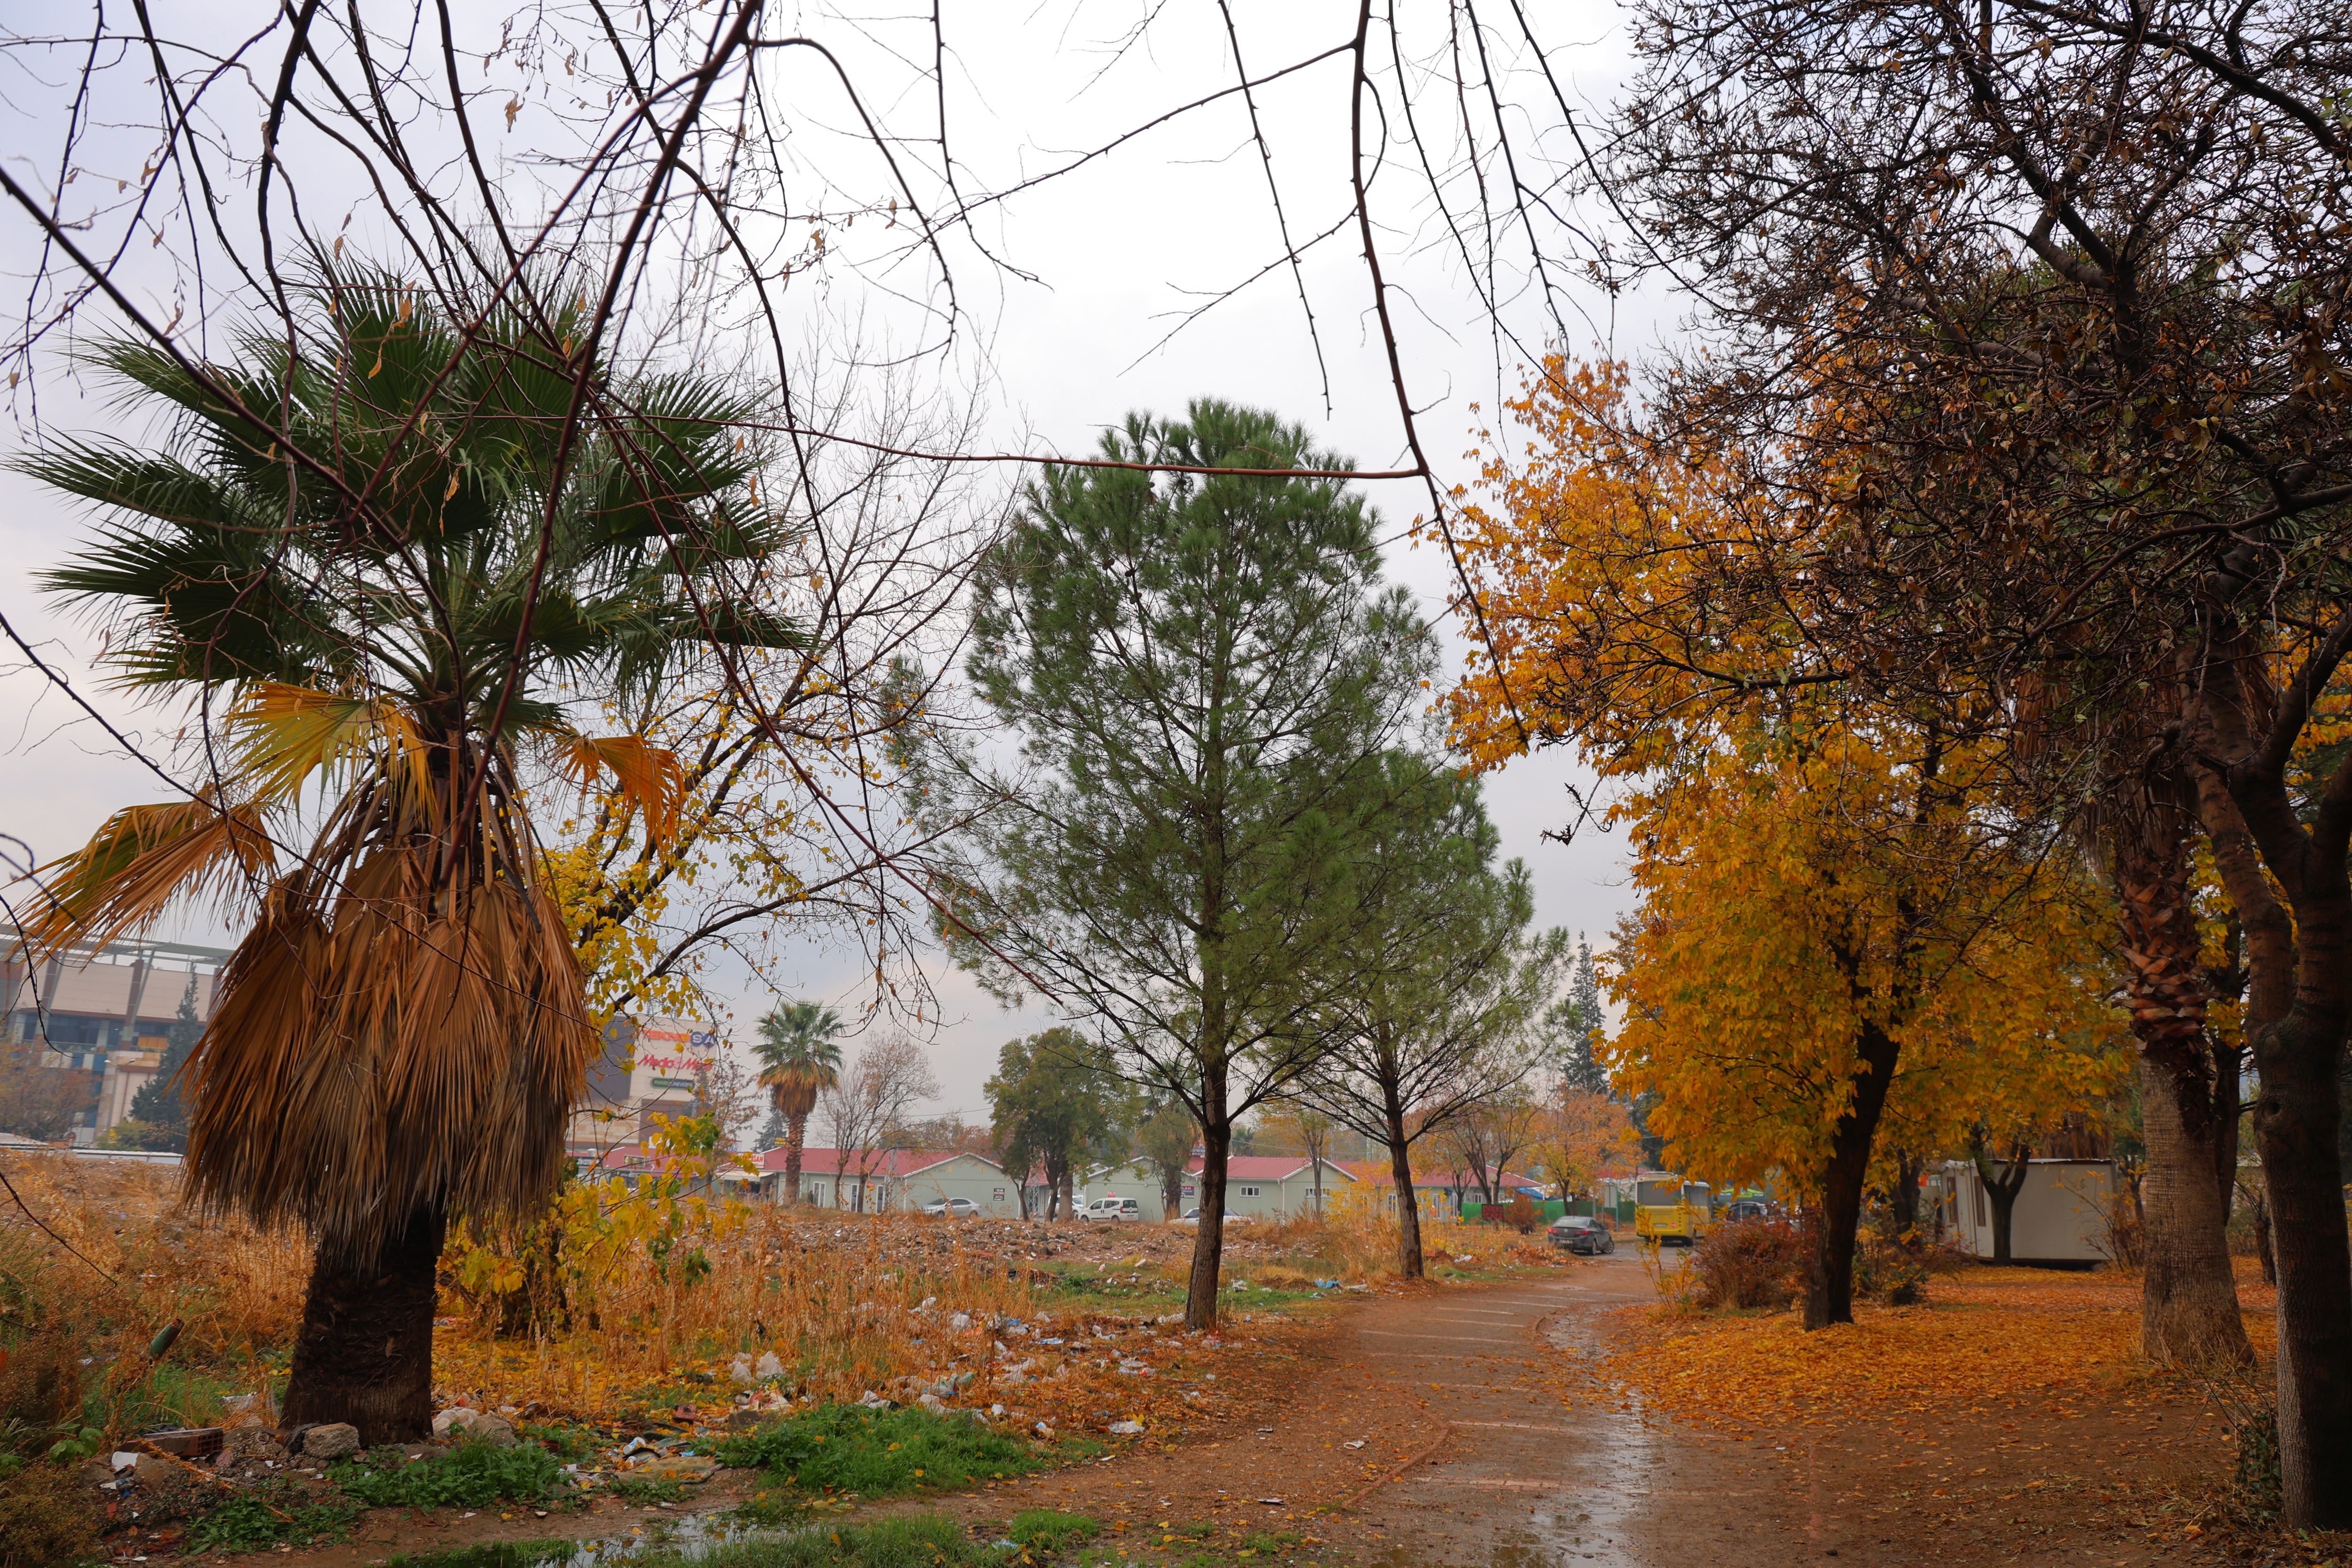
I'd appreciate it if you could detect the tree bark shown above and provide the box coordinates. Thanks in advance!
[2193,661,2352,1526]
[2252,1188,2275,1286]
[1184,1075,1230,1330]
[1971,1141,2030,1264]
[1880,1147,1924,1242]
[783,1114,808,1205]
[2110,805,2254,1367]
[2249,1003,2352,1524]
[1805,1021,1899,1329]
[280,1203,445,1445]
[2136,1052,2254,1365]
[1385,1095,1424,1280]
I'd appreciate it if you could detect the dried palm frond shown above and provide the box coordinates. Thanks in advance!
[19,795,275,955]
[184,764,592,1257]
[224,682,435,808]
[549,730,688,843]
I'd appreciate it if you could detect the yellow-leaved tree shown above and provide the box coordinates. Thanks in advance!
[1447,357,2119,1325]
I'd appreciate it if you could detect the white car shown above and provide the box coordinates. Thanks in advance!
[1176,1208,1251,1226]
[1078,1196,1141,1222]
[920,1197,981,1218]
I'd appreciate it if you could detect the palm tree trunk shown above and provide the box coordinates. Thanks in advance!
[785,1114,808,1205]
[2110,820,2254,1367]
[280,1202,445,1444]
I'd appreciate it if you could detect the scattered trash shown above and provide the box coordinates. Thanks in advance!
[1257,1497,1285,1506]
[950,1312,973,1330]
[755,1351,784,1380]
[1109,1420,1145,1436]
[1343,1440,1367,1450]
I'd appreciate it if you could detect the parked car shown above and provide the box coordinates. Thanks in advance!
[1079,1196,1142,1222]
[920,1196,981,1218]
[1723,1198,1772,1224]
[1548,1214,1615,1255]
[1176,1208,1252,1226]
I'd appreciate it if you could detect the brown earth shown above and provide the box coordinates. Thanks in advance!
[240,1251,2247,1568]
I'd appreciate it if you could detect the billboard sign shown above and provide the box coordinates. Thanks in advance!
[631,1018,722,1099]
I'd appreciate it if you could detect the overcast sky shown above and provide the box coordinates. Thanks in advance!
[0,0,1665,1129]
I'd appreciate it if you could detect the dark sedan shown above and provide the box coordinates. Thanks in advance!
[1548,1214,1616,1255]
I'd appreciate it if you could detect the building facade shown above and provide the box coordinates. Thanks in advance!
[1,939,230,1142]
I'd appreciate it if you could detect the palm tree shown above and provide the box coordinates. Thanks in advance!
[16,271,797,1441]
[753,1002,846,1203]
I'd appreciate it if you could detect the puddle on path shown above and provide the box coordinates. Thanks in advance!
[385,1511,771,1568]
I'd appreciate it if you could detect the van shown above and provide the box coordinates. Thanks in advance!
[1079,1195,1140,1222]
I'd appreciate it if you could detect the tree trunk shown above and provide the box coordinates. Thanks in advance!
[2137,1054,2254,1364]
[1804,1021,1898,1330]
[2249,1003,2352,1526]
[1385,1099,1423,1280]
[2252,1189,2275,1286]
[1972,1144,2030,1263]
[280,1203,445,1445]
[2110,817,2254,1367]
[1185,1093,1230,1330]
[1881,1147,1924,1242]
[784,1115,808,1205]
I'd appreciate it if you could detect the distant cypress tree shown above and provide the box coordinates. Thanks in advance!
[127,971,202,1147]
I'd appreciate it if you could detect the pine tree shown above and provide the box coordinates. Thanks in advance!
[127,971,202,1148]
[1552,934,1609,1096]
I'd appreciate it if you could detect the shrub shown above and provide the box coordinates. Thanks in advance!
[1853,1235,1930,1307]
[331,1437,566,1509]
[717,1404,1043,1498]
[1689,1217,1806,1311]
[0,1460,100,1568]
[1502,1194,1540,1234]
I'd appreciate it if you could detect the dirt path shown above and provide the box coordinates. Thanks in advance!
[251,1255,2235,1568]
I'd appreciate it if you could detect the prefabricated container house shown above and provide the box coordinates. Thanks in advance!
[1937,1157,2117,1265]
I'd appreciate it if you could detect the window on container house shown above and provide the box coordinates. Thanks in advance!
[1239,1186,1261,1197]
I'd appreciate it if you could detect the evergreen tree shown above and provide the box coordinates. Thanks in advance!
[127,971,203,1149]
[935,399,1438,1327]
[1549,934,1610,1096]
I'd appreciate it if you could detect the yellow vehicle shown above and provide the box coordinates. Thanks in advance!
[1634,1201,1711,1246]
[1630,1177,1715,1247]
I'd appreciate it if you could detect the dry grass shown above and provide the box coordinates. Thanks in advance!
[0,1153,1549,1455]
[1251,1184,1490,1277]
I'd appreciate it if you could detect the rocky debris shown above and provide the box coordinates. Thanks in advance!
[142,1426,224,1459]
[301,1422,361,1460]
[630,1453,718,1482]
[725,1409,766,1431]
[432,1407,518,1447]
[128,1452,211,1520]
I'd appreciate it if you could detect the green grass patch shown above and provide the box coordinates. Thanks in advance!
[639,1513,982,1567]
[332,1438,568,1509]
[608,1470,694,1506]
[1008,1511,1098,1552]
[187,1485,361,1552]
[715,1404,1044,1498]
